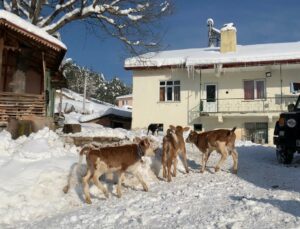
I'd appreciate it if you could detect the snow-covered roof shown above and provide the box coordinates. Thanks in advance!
[0,10,66,50]
[116,94,132,99]
[55,88,131,123]
[125,41,300,69]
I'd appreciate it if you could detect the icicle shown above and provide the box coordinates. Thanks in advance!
[187,65,195,79]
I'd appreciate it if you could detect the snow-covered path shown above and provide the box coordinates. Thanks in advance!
[12,140,300,229]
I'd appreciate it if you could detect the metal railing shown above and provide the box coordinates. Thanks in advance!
[189,96,298,117]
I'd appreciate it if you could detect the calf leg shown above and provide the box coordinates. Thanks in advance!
[116,171,125,198]
[92,159,109,198]
[162,145,168,179]
[172,156,178,177]
[82,169,93,204]
[200,151,210,173]
[231,149,238,174]
[180,147,189,173]
[167,157,172,182]
[92,170,109,199]
[133,171,148,192]
[215,148,228,172]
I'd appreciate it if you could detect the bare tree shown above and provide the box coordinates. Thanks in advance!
[1,0,172,53]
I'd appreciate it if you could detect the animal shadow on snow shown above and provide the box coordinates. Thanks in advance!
[230,196,300,217]
[65,163,109,202]
[150,147,200,179]
[236,145,300,193]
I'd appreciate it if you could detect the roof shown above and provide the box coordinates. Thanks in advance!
[0,10,66,51]
[116,94,132,99]
[125,41,300,70]
[55,88,131,123]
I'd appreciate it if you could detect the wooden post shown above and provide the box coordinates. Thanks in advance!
[0,37,4,91]
[42,52,47,116]
[59,88,63,115]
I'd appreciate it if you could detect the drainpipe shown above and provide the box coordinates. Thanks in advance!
[280,64,283,111]
[199,69,202,113]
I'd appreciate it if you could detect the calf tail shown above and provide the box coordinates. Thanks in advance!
[227,127,237,136]
[63,146,91,194]
[78,145,92,173]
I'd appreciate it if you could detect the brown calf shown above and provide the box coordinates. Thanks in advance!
[186,127,238,174]
[162,125,190,182]
[65,138,155,204]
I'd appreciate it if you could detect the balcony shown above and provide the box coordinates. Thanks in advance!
[0,92,45,122]
[189,96,298,119]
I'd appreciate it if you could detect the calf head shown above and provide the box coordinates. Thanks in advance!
[139,138,155,156]
[185,130,198,144]
[169,125,190,136]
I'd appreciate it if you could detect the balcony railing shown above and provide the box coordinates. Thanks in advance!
[0,92,45,122]
[189,96,298,118]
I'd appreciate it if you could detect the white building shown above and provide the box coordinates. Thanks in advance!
[125,21,300,144]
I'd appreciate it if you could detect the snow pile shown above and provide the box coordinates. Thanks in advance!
[0,125,160,227]
[0,128,78,226]
[1,125,300,228]
[221,22,236,31]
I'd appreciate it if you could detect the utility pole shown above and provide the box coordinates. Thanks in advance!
[83,72,87,114]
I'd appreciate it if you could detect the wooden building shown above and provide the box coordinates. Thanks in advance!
[0,10,67,124]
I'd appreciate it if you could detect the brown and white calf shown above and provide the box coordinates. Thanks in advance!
[162,125,190,182]
[186,127,238,174]
[65,138,155,204]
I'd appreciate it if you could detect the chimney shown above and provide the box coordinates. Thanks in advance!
[220,23,237,53]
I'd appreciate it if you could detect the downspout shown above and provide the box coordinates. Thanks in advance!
[199,68,202,113]
[280,64,283,111]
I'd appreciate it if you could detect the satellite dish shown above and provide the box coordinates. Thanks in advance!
[207,18,214,26]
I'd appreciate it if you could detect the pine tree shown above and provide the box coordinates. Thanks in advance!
[62,60,131,104]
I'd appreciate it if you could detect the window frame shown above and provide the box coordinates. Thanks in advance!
[159,80,181,102]
[243,79,266,100]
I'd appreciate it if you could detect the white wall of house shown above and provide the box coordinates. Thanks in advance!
[132,64,300,144]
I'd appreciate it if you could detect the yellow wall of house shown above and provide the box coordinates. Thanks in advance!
[132,64,300,144]
[132,69,201,129]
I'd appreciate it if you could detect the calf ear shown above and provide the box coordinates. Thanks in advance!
[133,137,142,143]
[169,125,175,131]
[183,127,190,132]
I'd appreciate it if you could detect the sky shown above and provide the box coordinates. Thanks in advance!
[60,0,300,85]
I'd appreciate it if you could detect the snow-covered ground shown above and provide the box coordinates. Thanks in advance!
[0,125,300,228]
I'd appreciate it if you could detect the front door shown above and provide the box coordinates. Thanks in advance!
[204,84,217,112]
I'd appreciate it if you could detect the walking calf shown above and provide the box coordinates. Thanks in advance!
[186,127,238,174]
[162,125,190,182]
[65,138,155,204]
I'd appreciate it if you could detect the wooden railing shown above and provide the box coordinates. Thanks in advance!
[0,92,45,122]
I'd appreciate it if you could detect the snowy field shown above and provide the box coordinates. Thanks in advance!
[0,125,300,229]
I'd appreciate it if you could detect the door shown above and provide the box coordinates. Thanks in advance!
[204,84,217,112]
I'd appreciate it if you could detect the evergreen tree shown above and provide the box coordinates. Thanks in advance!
[62,60,131,104]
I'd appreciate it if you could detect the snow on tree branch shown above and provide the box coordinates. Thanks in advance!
[1,0,171,54]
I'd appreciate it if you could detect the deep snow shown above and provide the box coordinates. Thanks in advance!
[0,126,300,229]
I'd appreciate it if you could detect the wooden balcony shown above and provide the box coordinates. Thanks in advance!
[0,92,45,122]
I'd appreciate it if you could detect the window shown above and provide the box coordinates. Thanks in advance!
[290,82,300,94]
[159,80,180,102]
[245,122,268,144]
[244,80,265,100]
[194,124,202,131]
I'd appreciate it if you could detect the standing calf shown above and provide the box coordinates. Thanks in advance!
[162,125,190,182]
[65,138,155,204]
[186,127,238,174]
